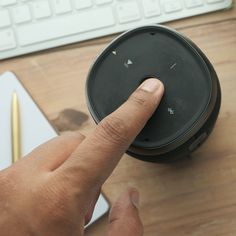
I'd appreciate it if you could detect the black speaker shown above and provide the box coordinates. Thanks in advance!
[86,25,221,163]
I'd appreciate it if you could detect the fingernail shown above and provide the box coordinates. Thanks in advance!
[139,78,161,93]
[130,190,140,209]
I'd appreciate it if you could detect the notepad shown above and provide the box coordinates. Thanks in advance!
[0,71,109,226]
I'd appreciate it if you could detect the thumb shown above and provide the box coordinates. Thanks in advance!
[107,188,143,236]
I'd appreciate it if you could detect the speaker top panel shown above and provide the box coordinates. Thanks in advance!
[87,25,212,149]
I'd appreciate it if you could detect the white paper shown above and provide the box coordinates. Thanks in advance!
[0,71,109,225]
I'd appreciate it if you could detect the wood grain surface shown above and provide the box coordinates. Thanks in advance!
[1,5,236,236]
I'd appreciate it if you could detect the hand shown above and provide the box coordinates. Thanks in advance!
[0,79,164,236]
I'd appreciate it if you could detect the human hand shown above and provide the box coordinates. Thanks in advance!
[0,78,164,236]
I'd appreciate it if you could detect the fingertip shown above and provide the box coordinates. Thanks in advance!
[109,188,140,221]
[129,188,140,209]
[108,188,143,236]
[155,80,165,103]
[138,77,165,107]
[139,77,164,93]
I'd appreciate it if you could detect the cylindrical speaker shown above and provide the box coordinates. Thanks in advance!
[86,25,221,163]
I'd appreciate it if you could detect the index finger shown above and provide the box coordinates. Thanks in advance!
[57,78,164,190]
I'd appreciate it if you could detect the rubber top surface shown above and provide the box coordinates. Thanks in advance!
[87,26,212,149]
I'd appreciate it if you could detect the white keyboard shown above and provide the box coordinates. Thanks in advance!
[0,0,233,60]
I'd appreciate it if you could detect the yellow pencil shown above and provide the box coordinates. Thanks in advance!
[11,91,21,163]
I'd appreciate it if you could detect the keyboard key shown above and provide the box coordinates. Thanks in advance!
[0,9,11,28]
[207,0,224,3]
[185,0,203,8]
[164,0,182,13]
[116,1,141,23]
[17,7,115,46]
[52,0,72,15]
[75,0,92,10]
[0,29,16,51]
[12,5,31,24]
[0,0,16,6]
[32,1,51,19]
[142,0,161,18]
[96,0,113,5]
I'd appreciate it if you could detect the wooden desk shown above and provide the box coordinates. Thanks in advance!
[1,5,236,236]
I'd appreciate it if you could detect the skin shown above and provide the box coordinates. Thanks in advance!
[0,78,164,236]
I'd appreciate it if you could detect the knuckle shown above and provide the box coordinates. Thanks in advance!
[129,91,147,106]
[98,116,129,145]
[0,167,23,196]
[129,89,156,109]
[34,179,73,223]
[0,172,12,198]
